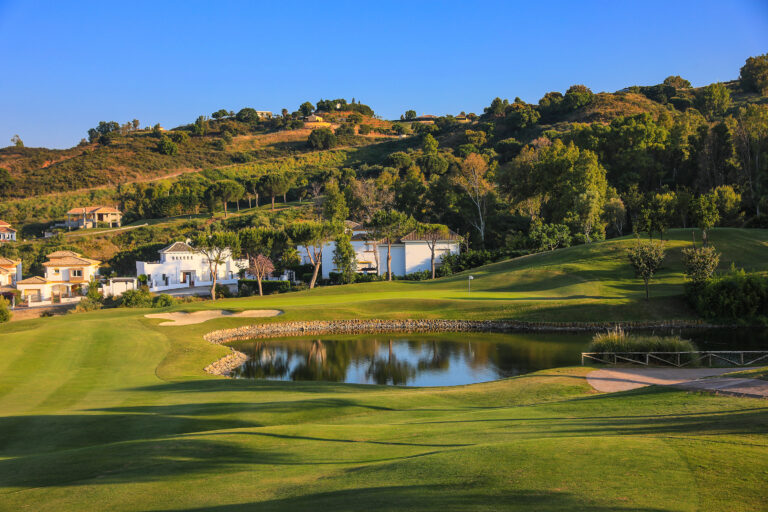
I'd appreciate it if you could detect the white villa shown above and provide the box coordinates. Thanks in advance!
[15,250,100,305]
[0,220,17,242]
[298,222,461,279]
[136,241,247,293]
[0,257,22,288]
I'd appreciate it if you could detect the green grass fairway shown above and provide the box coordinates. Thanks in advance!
[1,228,767,510]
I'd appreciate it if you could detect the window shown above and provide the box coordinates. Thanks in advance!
[53,268,60,274]
[72,269,83,278]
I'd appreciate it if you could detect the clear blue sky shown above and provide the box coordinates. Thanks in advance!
[1,0,767,149]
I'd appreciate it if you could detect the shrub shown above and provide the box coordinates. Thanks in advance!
[238,279,291,295]
[308,128,337,150]
[119,288,153,308]
[693,270,768,323]
[358,124,372,135]
[157,136,179,156]
[71,297,102,314]
[0,296,11,323]
[588,327,697,354]
[215,284,233,299]
[152,294,176,308]
[681,245,720,286]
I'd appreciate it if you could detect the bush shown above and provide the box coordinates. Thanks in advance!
[71,297,102,314]
[215,284,233,299]
[308,128,337,150]
[119,288,153,308]
[744,214,768,229]
[693,270,768,323]
[437,249,514,276]
[237,279,291,295]
[0,296,11,323]
[157,136,179,156]
[152,294,176,308]
[589,327,697,353]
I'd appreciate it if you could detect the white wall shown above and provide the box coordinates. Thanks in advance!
[137,252,245,291]
[404,241,459,274]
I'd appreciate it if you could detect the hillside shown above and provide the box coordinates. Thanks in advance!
[0,109,396,200]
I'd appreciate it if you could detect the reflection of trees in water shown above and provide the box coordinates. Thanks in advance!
[366,339,416,385]
[230,333,588,384]
[417,341,451,372]
[290,339,352,382]
[234,342,290,379]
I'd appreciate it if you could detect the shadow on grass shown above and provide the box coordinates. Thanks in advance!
[146,484,672,512]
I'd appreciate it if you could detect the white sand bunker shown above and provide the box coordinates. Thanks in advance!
[145,309,282,326]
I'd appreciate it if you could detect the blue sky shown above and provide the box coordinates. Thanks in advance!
[1,0,767,149]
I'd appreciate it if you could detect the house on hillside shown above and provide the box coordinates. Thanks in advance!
[0,257,22,288]
[305,114,324,123]
[15,250,100,306]
[64,206,123,230]
[297,221,461,279]
[0,220,17,242]
[136,241,247,293]
[255,111,273,119]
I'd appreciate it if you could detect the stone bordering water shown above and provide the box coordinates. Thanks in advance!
[204,349,248,376]
[203,319,716,346]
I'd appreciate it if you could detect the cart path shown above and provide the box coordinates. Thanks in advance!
[587,367,768,398]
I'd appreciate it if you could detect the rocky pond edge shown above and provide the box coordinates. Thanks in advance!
[202,318,718,376]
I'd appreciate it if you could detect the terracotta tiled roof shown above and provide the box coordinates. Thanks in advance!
[43,256,100,267]
[161,241,195,253]
[344,220,362,230]
[0,257,20,266]
[17,276,47,285]
[66,206,122,215]
[0,220,11,227]
[0,226,16,233]
[400,228,462,242]
[47,250,81,258]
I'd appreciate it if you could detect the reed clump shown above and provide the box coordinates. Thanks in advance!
[588,326,698,353]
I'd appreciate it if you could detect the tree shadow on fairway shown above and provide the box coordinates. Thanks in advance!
[0,436,290,490]
[146,484,672,512]
[127,378,396,395]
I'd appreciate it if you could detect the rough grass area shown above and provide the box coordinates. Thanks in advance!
[588,327,697,353]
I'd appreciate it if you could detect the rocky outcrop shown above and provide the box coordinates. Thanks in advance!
[204,349,247,376]
[204,318,713,345]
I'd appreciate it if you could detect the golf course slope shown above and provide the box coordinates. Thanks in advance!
[0,228,767,510]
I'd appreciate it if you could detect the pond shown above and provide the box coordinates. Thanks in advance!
[228,327,768,387]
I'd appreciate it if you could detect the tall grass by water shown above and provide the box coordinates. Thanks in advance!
[588,327,698,353]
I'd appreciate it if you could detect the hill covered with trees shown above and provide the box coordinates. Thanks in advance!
[2,55,768,263]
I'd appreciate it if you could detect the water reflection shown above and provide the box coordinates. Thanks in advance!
[229,332,590,386]
[228,328,768,387]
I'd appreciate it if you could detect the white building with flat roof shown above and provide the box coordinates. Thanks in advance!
[136,241,247,292]
[298,222,461,279]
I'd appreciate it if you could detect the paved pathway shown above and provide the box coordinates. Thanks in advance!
[587,367,768,399]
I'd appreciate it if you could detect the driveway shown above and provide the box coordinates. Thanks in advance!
[587,367,768,399]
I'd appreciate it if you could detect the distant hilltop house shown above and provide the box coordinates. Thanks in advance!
[15,250,100,306]
[136,241,246,293]
[255,111,273,119]
[297,221,461,279]
[0,220,17,242]
[305,114,324,123]
[0,257,22,291]
[64,206,123,230]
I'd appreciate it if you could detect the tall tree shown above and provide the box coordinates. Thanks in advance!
[286,221,338,289]
[333,231,357,284]
[192,231,240,301]
[322,181,349,222]
[454,153,492,245]
[369,210,415,281]
[696,83,731,120]
[260,173,291,210]
[416,223,454,279]
[731,105,768,215]
[739,53,768,95]
[217,180,245,217]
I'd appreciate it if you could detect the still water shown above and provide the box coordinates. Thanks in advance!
[228,328,768,387]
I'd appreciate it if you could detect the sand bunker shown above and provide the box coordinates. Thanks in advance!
[145,309,282,326]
